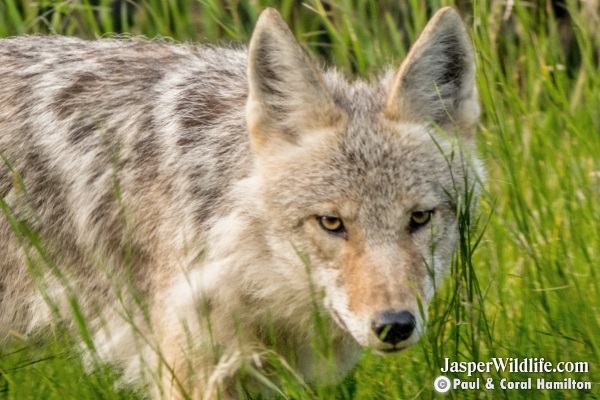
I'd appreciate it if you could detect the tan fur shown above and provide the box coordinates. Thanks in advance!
[0,6,482,399]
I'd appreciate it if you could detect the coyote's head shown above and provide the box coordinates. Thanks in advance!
[245,8,482,353]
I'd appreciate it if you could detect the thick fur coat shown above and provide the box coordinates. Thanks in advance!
[0,7,482,399]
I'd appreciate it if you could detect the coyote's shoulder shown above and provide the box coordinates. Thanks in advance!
[0,7,482,399]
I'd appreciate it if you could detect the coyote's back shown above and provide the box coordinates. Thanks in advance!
[0,36,251,342]
[0,7,483,399]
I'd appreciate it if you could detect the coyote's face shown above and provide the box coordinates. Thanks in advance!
[246,8,481,352]
[253,120,473,353]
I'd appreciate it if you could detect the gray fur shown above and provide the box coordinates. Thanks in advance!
[0,7,482,399]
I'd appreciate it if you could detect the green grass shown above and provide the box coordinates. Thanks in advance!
[1,0,599,399]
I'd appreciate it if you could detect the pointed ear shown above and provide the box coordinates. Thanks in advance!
[246,8,342,150]
[384,7,479,135]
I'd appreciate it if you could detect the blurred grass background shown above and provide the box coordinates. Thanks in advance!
[0,0,599,399]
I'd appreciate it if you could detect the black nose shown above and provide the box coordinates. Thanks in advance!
[372,310,416,345]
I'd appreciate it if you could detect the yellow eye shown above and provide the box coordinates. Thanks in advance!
[410,210,433,227]
[318,216,346,238]
[320,216,342,231]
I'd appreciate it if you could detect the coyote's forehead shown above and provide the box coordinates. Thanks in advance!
[341,125,451,197]
[259,116,457,223]
[308,76,463,208]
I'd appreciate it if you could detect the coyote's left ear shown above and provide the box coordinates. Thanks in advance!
[246,8,341,151]
[384,7,479,135]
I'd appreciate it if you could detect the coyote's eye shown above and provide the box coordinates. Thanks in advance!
[318,216,347,238]
[409,210,433,231]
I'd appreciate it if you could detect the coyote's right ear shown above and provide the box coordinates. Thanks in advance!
[384,7,479,135]
[246,8,341,151]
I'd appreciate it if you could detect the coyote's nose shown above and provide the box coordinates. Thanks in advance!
[372,310,416,345]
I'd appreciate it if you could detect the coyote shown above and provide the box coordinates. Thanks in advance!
[0,6,482,399]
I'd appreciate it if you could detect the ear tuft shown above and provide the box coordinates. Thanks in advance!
[384,7,479,134]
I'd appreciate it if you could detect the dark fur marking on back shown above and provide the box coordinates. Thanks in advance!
[176,88,229,132]
[53,72,101,119]
[69,117,97,146]
[133,113,161,182]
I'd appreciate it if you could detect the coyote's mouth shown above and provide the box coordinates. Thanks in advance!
[376,345,410,355]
